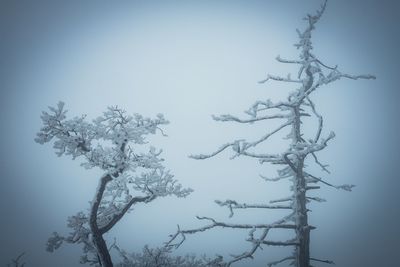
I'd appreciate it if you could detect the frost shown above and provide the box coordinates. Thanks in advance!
[167,1,375,266]
[36,103,192,266]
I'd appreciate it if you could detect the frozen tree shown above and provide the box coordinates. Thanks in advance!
[35,102,192,267]
[167,1,375,267]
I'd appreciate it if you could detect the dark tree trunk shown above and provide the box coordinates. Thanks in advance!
[89,174,114,267]
[294,159,310,267]
[293,107,310,267]
[91,231,113,267]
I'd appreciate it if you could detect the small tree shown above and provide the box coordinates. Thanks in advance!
[167,1,375,267]
[35,102,192,267]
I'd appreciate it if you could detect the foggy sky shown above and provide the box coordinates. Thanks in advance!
[0,0,399,266]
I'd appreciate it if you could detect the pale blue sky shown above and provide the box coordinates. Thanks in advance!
[0,0,399,266]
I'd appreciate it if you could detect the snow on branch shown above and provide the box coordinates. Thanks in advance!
[305,172,355,192]
[37,103,192,266]
[276,55,303,65]
[306,97,323,143]
[245,100,292,118]
[212,113,289,124]
[259,74,303,84]
[172,0,375,266]
[215,199,292,218]
[248,120,292,147]
[190,120,292,160]
[35,102,170,175]
[189,141,243,160]
[317,70,376,87]
[166,216,297,250]
[167,212,298,267]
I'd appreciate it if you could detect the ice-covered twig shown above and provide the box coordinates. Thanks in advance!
[306,97,323,143]
[212,113,289,123]
[269,197,294,204]
[249,120,292,147]
[245,100,292,118]
[305,172,355,192]
[215,199,292,218]
[259,74,303,84]
[276,55,303,65]
[311,152,330,173]
[166,215,297,249]
[189,141,243,160]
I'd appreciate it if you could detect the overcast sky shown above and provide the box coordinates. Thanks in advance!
[0,0,399,266]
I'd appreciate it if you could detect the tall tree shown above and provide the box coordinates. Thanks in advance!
[167,1,375,266]
[36,102,192,267]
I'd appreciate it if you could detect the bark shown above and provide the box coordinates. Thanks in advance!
[294,158,310,267]
[292,107,310,267]
[89,174,114,267]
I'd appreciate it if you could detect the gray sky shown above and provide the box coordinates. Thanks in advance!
[0,0,399,266]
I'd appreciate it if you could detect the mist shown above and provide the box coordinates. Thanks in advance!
[0,0,399,266]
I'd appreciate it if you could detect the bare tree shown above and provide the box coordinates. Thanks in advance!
[167,1,375,266]
[35,102,192,267]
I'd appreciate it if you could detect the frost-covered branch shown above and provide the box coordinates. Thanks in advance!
[259,74,303,84]
[189,141,241,160]
[276,55,303,65]
[166,215,297,250]
[248,120,292,147]
[306,97,323,143]
[215,199,292,218]
[168,0,375,266]
[305,172,355,192]
[310,257,335,265]
[245,100,292,118]
[37,103,192,266]
[212,113,289,124]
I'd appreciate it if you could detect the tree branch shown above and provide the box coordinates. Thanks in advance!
[99,194,155,234]
[310,257,335,264]
[215,199,292,218]
[189,141,242,160]
[250,120,292,147]
[267,256,295,267]
[276,55,303,64]
[212,113,289,123]
[259,74,303,84]
[305,172,355,192]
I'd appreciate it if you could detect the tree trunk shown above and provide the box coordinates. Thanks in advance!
[294,159,310,267]
[89,174,114,267]
[91,231,113,267]
[292,107,310,267]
